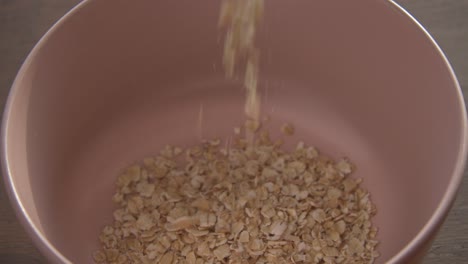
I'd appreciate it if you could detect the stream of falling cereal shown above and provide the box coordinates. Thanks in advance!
[219,0,264,142]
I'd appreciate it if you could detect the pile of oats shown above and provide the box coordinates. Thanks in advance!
[94,2,380,263]
[93,125,379,264]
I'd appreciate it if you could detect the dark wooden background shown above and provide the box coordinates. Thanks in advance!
[0,0,467,263]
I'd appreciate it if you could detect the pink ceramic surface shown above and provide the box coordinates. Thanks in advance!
[2,0,466,263]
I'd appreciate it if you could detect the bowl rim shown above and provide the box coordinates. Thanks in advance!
[385,1,467,262]
[1,0,466,263]
[1,1,92,263]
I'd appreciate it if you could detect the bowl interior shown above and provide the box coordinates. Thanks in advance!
[4,0,465,263]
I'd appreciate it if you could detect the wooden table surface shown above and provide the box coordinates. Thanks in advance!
[0,0,467,263]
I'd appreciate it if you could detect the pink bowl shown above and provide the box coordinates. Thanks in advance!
[2,0,467,263]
